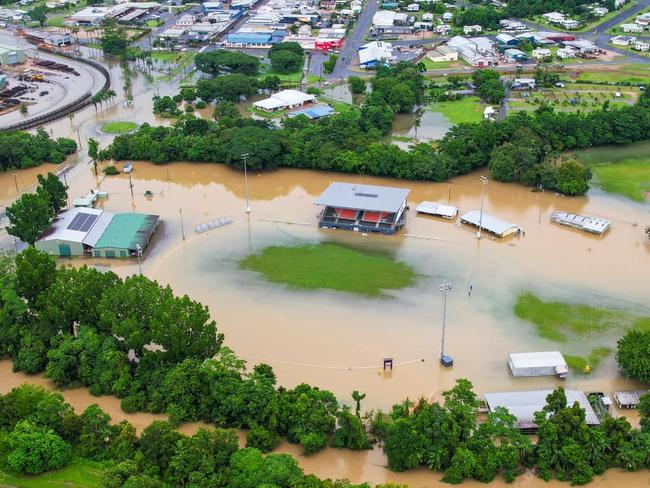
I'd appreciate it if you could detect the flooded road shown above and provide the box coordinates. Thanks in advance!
[1,61,649,486]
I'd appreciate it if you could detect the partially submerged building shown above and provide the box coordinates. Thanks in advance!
[550,211,610,235]
[484,389,600,433]
[35,207,159,258]
[507,351,568,379]
[460,210,521,237]
[416,201,458,219]
[315,182,410,235]
[614,391,648,409]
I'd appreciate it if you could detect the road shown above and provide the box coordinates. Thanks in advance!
[326,0,379,79]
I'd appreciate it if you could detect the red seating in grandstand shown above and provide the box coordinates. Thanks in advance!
[337,208,358,220]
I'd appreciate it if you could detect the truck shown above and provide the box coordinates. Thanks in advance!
[507,351,568,379]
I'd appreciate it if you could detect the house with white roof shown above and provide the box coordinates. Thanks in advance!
[532,47,551,59]
[358,41,395,68]
[463,24,482,34]
[621,23,642,33]
[542,12,565,23]
[634,40,650,51]
[556,47,576,58]
[611,35,636,45]
[442,12,452,22]
[254,90,316,112]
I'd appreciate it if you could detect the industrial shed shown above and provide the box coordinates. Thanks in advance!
[484,389,600,433]
[92,213,159,258]
[507,351,568,379]
[35,207,106,256]
[0,43,26,65]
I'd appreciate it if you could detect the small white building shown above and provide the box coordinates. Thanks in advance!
[560,18,580,29]
[406,3,419,11]
[592,7,608,17]
[542,11,565,23]
[463,24,482,34]
[532,47,551,59]
[442,12,453,22]
[422,12,433,21]
[358,40,395,68]
[427,44,458,62]
[634,40,650,51]
[483,105,496,120]
[621,23,642,33]
[556,47,576,58]
[254,90,316,112]
[611,35,636,45]
[434,24,451,34]
[507,351,569,379]
[372,10,396,27]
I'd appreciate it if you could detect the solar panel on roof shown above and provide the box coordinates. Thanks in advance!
[67,212,87,231]
[79,214,98,232]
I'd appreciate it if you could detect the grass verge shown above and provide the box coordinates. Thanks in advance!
[514,292,650,342]
[574,141,650,201]
[101,121,138,134]
[0,459,103,488]
[430,96,484,124]
[240,243,419,297]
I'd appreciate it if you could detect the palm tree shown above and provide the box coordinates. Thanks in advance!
[88,138,99,176]
[352,390,366,418]
[414,110,422,141]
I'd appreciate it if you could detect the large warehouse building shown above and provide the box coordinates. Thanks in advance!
[35,207,159,258]
[0,43,26,65]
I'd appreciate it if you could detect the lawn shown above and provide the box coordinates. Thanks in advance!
[45,15,66,27]
[565,347,612,373]
[240,243,419,297]
[320,96,360,114]
[248,106,285,118]
[574,66,650,84]
[421,58,464,71]
[151,51,181,62]
[430,96,484,124]
[0,459,103,488]
[574,141,650,201]
[514,292,650,342]
[101,121,138,134]
[258,65,303,85]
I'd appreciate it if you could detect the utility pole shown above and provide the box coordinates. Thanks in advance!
[128,172,134,202]
[13,174,18,194]
[477,176,488,239]
[179,208,185,241]
[76,127,82,149]
[440,282,453,367]
[241,153,251,213]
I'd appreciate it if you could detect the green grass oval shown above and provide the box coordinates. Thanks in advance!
[101,121,139,134]
[240,243,419,297]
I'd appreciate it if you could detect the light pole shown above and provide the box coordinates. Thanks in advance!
[477,176,488,239]
[440,282,453,367]
[241,153,251,213]
[179,208,185,241]
[136,244,142,275]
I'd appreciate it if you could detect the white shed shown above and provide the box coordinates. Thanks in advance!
[507,351,568,378]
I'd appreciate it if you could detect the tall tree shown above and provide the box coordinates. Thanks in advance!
[6,193,53,245]
[88,138,99,176]
[14,247,56,305]
[36,173,67,214]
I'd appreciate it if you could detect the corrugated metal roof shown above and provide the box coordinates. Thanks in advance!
[508,351,567,369]
[314,182,410,213]
[416,201,458,218]
[484,389,600,427]
[460,210,521,236]
[38,207,103,243]
[82,211,114,247]
[93,213,159,251]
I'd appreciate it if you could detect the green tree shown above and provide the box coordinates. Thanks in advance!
[616,329,650,382]
[222,126,284,170]
[246,426,281,452]
[348,76,367,94]
[6,192,53,245]
[352,390,366,417]
[15,247,56,304]
[195,49,260,75]
[269,50,302,74]
[101,21,129,56]
[36,173,67,214]
[3,421,72,475]
[138,420,184,476]
[78,404,115,460]
[88,138,99,176]
[639,392,650,433]
[555,160,590,196]
[29,5,48,27]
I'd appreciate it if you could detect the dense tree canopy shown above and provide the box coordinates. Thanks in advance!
[195,49,260,76]
[616,329,650,382]
[0,129,77,171]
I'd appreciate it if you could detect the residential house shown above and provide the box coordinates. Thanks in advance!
[358,40,395,68]
[463,24,482,34]
[634,40,650,51]
[442,12,452,22]
[621,23,642,33]
[422,12,433,21]
[434,23,450,34]
[556,47,576,58]
[532,47,551,59]
[611,35,636,45]
[559,19,580,29]
[542,12,565,23]
[406,3,419,11]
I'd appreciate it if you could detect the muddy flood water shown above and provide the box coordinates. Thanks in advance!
[1,64,650,487]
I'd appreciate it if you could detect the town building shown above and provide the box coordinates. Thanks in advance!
[315,182,411,235]
[484,390,600,433]
[550,211,610,235]
[504,48,527,62]
[415,201,458,219]
[434,24,450,35]
[463,24,482,35]
[460,210,521,237]
[427,44,458,62]
[532,47,551,59]
[621,23,643,33]
[556,47,576,58]
[0,43,26,65]
[634,40,650,51]
[358,41,394,68]
[35,207,160,258]
[496,33,518,47]
[483,105,496,120]
[447,36,496,67]
[287,104,334,119]
[611,35,636,45]
[254,90,316,112]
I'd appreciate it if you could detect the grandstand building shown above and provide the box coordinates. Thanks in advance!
[314,182,410,235]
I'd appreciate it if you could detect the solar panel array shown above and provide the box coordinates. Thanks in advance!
[67,212,99,232]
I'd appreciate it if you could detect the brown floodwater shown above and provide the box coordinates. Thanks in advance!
[1,65,650,486]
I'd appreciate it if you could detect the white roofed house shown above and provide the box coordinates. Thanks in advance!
[442,12,453,22]
[253,90,316,112]
[611,35,636,46]
[406,3,419,11]
[621,23,642,33]
[556,47,576,58]
[463,24,482,34]
[542,12,565,23]
[434,24,451,34]
[358,41,395,68]
[532,47,551,59]
[634,40,650,51]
